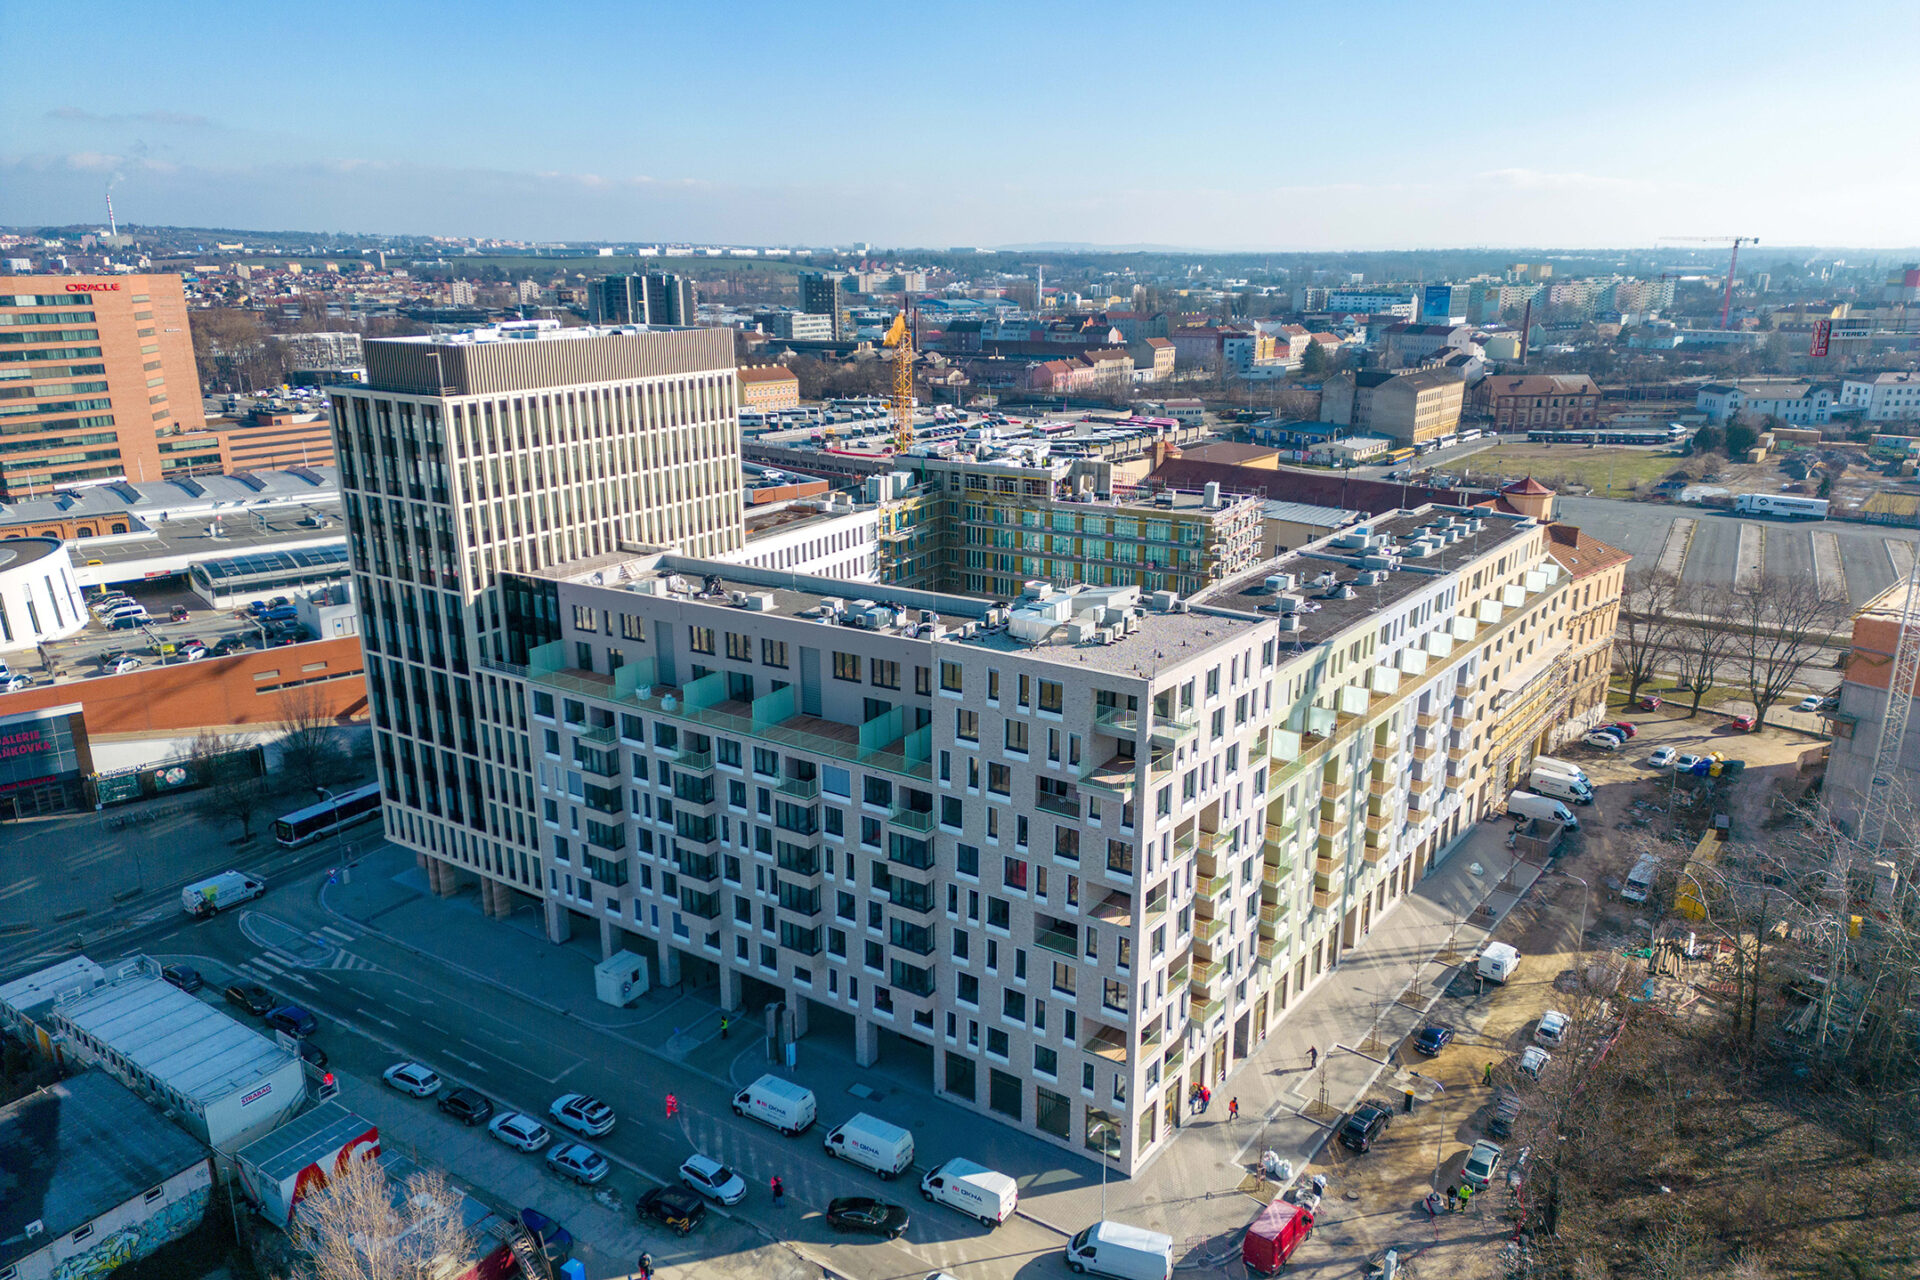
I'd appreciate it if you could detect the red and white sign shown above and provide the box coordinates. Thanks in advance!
[64,282,121,293]
[1810,319,1831,359]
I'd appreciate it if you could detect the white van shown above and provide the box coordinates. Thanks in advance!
[1530,756,1590,785]
[1622,855,1658,904]
[181,871,265,917]
[1065,1220,1173,1280]
[732,1074,817,1136]
[1528,769,1593,805]
[920,1157,1017,1226]
[1478,942,1521,984]
[1506,789,1579,830]
[824,1112,914,1179]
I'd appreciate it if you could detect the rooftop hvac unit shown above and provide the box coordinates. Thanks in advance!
[919,609,938,624]
[1278,615,1305,632]
[850,599,878,613]
[1361,554,1400,570]
[1021,580,1054,600]
[1264,573,1297,593]
[1203,481,1221,507]
[1148,590,1179,612]
[1275,594,1303,615]
[1328,584,1357,600]
[1355,570,1381,586]
[819,597,845,616]
[744,593,777,611]
[1068,620,1095,644]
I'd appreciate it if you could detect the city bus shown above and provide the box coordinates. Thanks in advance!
[273,782,382,847]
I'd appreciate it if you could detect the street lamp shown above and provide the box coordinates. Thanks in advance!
[1411,1071,1447,1190]
[1560,872,1590,959]
[1089,1122,1113,1219]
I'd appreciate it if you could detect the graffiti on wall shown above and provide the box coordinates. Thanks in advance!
[49,1183,210,1280]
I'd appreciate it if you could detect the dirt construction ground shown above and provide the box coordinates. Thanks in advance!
[1295,700,1830,1279]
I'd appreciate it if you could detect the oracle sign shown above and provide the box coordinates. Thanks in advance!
[64,282,121,293]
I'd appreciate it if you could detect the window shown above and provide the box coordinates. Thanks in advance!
[987,1027,1010,1058]
[1003,989,1026,1021]
[689,626,715,655]
[1035,1045,1058,1077]
[1003,857,1028,890]
[987,763,1011,796]
[1038,679,1064,714]
[1004,719,1028,753]
[726,632,752,661]
[987,897,1010,930]
[915,665,933,696]
[833,651,861,681]
[1017,673,1031,707]
[870,658,900,689]
[532,691,555,718]
[620,613,646,641]
[956,709,979,742]
[1052,960,1076,994]
[957,973,979,1004]
[761,637,788,667]
[940,661,963,692]
[987,669,1001,701]
[956,843,980,877]
[70,1225,93,1244]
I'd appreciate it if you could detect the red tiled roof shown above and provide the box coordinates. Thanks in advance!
[1503,476,1554,495]
[736,365,798,384]
[1546,523,1632,577]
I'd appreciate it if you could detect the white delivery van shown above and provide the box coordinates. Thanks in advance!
[920,1157,1017,1226]
[1530,756,1590,785]
[732,1074,817,1135]
[1506,789,1580,830]
[1528,769,1593,805]
[1065,1220,1174,1280]
[824,1111,915,1179]
[181,871,266,917]
[1622,855,1659,904]
[1478,942,1521,984]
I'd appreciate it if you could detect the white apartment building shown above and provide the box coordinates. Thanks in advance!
[1695,380,1836,425]
[1840,371,1920,422]
[330,321,745,912]
[463,502,1575,1174]
[720,503,880,581]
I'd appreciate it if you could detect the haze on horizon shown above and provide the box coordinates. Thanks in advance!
[3,0,1916,252]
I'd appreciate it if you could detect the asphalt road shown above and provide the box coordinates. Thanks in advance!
[22,848,1068,1280]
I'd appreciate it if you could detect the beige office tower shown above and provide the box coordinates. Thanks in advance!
[329,321,745,907]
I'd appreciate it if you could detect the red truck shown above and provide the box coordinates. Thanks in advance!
[1243,1200,1314,1274]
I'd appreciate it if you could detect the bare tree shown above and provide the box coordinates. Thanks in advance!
[276,684,346,794]
[1667,585,1739,717]
[190,729,269,842]
[1615,568,1683,703]
[288,1156,474,1280]
[1728,573,1849,727]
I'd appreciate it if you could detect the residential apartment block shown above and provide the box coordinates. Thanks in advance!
[1695,380,1835,426]
[385,493,1606,1175]
[588,272,698,327]
[1840,371,1920,423]
[330,320,745,912]
[0,274,213,496]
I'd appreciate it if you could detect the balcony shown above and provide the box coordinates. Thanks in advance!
[1190,958,1219,995]
[1416,710,1439,730]
[1094,704,1141,735]
[1263,821,1295,856]
[1196,872,1233,902]
[674,819,720,850]
[1365,808,1392,833]
[674,850,719,882]
[1317,817,1347,840]
[1363,841,1388,864]
[1262,857,1294,887]
[577,721,619,746]
[1079,753,1141,798]
[1172,829,1197,858]
[777,841,821,875]
[1258,900,1287,931]
[1193,997,1225,1025]
[1167,954,1191,988]
[669,748,715,775]
[573,749,619,779]
[776,776,821,801]
[1194,915,1227,947]
[1312,885,1339,910]
[1368,775,1395,799]
[679,888,721,920]
[889,805,937,832]
[1257,934,1285,961]
[1035,790,1080,819]
[1320,780,1348,803]
[1035,926,1079,959]
[1412,742,1437,763]
[1162,1041,1186,1074]
[1149,711,1198,746]
[1372,741,1397,764]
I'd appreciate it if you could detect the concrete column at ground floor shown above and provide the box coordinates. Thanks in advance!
[656,942,681,988]
[598,915,616,961]
[544,898,571,945]
[425,856,457,898]
[853,1015,878,1067]
[479,878,506,918]
[717,963,740,1012]
[790,993,809,1038]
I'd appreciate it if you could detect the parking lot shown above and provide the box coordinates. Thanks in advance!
[22,580,312,687]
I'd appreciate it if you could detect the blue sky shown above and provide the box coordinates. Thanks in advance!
[4,1,1916,249]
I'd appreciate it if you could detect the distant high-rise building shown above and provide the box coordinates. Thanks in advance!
[799,271,847,339]
[0,274,216,496]
[587,272,698,326]
[330,320,744,900]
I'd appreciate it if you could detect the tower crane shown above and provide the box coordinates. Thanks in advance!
[1659,236,1759,330]
[884,296,916,454]
[1861,554,1920,855]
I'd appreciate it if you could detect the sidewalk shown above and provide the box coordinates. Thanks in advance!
[327,821,1549,1266]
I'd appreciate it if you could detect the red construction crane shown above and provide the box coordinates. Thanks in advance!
[1659,236,1759,329]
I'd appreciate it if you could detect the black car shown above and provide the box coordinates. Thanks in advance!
[826,1197,910,1240]
[438,1087,495,1126]
[223,983,275,1016]
[1339,1103,1392,1153]
[161,965,203,993]
[1413,1024,1455,1056]
[300,1040,330,1070]
[637,1186,707,1236]
[264,1005,318,1038]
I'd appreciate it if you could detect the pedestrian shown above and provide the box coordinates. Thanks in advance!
[771,1175,784,1207]
[638,1252,653,1280]
[1228,1097,1240,1121]
[1446,1184,1460,1213]
[1482,1062,1493,1087]
[665,1092,679,1119]
[720,1013,730,1039]
[1200,1085,1211,1113]
[1307,1045,1318,1070]
[1459,1183,1476,1213]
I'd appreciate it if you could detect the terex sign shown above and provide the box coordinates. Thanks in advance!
[65,282,121,293]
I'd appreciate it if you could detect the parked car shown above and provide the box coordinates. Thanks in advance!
[1517,1046,1552,1080]
[438,1088,494,1126]
[488,1112,552,1153]
[1602,722,1637,739]
[161,965,203,993]
[825,1197,911,1240]
[264,1005,318,1038]
[1674,752,1708,772]
[1535,1011,1570,1047]
[104,655,146,674]
[1338,1103,1392,1153]
[679,1154,747,1205]
[549,1093,616,1137]
[1729,713,1757,731]
[1638,695,1663,711]
[223,983,275,1016]
[299,1040,329,1070]
[1648,746,1677,768]
[0,673,30,692]
[169,605,190,622]
[637,1186,707,1235]
[1413,1024,1455,1056]
[383,1062,443,1098]
[1461,1140,1504,1189]
[546,1143,610,1185]
[1581,732,1621,752]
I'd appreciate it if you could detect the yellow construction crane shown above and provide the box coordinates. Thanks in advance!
[884,299,915,453]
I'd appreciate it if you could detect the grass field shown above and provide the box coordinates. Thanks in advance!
[1441,442,1684,494]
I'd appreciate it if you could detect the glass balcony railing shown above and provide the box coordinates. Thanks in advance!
[889,806,937,832]
[1035,927,1079,958]
[1094,705,1141,734]
[777,776,821,800]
